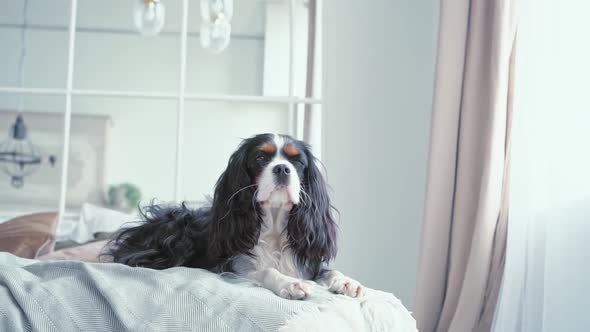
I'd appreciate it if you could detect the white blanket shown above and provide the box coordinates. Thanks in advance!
[0,253,417,331]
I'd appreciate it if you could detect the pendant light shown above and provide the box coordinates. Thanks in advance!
[200,0,233,53]
[133,0,166,36]
[0,115,44,188]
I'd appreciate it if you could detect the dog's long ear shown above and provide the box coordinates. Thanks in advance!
[287,146,338,278]
[207,142,262,262]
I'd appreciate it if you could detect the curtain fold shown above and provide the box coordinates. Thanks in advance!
[473,34,516,332]
[414,1,518,331]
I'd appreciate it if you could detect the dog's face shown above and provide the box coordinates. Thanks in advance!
[249,134,308,208]
[219,133,311,209]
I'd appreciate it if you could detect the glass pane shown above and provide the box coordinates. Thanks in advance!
[186,0,300,96]
[0,0,71,88]
[0,93,65,220]
[73,0,181,92]
[68,96,177,214]
[181,100,288,201]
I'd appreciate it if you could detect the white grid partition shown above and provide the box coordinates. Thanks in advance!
[0,0,322,223]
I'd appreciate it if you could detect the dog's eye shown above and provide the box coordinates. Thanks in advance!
[289,157,303,165]
[256,155,268,162]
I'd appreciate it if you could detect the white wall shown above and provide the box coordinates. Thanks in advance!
[323,0,439,308]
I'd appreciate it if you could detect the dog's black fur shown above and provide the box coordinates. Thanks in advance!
[104,134,338,279]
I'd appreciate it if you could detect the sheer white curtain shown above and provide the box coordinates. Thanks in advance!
[493,1,590,331]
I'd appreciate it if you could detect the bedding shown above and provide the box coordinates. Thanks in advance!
[0,212,58,258]
[54,232,112,251]
[38,239,109,263]
[0,253,417,331]
[63,203,136,243]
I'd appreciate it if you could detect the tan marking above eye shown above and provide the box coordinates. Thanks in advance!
[283,144,300,157]
[260,143,277,154]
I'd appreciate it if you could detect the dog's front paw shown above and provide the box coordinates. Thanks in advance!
[278,280,312,300]
[328,276,365,298]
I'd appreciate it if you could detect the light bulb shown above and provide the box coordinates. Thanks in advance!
[133,0,165,36]
[201,0,233,21]
[200,0,233,53]
[200,15,231,53]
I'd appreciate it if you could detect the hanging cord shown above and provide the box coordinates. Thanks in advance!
[17,0,30,114]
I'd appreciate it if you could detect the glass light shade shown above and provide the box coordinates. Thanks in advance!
[200,0,233,21]
[200,0,233,53]
[133,0,166,36]
[200,15,231,53]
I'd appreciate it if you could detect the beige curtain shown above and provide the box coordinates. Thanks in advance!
[414,1,518,332]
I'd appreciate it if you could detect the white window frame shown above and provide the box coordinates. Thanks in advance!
[0,0,322,223]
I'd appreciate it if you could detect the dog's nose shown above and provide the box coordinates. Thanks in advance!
[273,164,291,176]
[273,165,290,185]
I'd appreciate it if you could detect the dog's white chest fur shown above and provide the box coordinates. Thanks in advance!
[232,205,305,280]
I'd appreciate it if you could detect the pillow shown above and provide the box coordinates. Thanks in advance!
[68,204,136,243]
[0,212,58,258]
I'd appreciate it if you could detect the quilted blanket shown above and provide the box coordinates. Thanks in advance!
[0,253,417,331]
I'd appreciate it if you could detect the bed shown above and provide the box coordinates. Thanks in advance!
[0,253,417,332]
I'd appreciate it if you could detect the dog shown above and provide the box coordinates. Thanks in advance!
[105,133,364,300]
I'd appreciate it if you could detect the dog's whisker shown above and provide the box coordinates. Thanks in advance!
[252,189,261,216]
[299,188,312,208]
[226,184,258,206]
